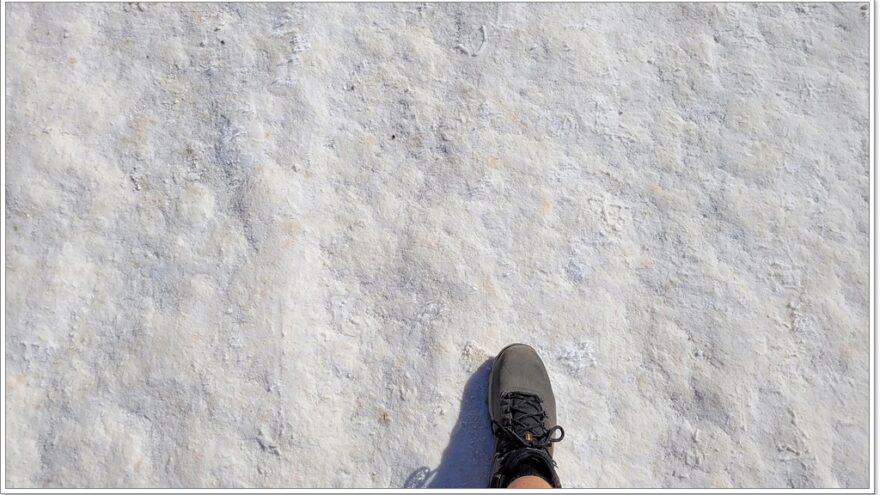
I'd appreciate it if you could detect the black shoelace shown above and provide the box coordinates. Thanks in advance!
[491,391,565,450]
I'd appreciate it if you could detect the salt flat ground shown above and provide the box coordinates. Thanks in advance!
[4,3,870,489]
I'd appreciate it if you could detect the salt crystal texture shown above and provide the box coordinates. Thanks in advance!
[4,3,869,488]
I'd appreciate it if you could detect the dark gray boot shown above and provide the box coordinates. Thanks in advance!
[487,343,565,488]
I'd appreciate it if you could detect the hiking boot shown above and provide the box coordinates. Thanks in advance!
[488,343,565,488]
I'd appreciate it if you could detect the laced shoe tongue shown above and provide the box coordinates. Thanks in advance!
[505,392,548,445]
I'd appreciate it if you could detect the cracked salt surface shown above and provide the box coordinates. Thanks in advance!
[4,2,869,488]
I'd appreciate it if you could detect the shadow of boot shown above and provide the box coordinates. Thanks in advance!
[404,359,495,488]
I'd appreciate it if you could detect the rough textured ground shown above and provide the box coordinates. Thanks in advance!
[4,3,870,489]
